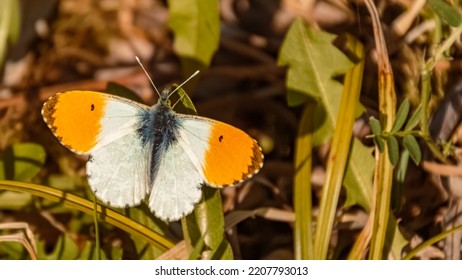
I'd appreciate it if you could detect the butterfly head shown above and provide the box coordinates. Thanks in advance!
[159,89,172,107]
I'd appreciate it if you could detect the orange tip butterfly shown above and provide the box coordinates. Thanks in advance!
[41,58,264,221]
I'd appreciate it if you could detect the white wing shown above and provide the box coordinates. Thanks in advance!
[148,137,203,221]
[87,95,151,207]
[87,131,151,207]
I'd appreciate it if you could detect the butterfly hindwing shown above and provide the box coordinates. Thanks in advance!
[148,136,203,221]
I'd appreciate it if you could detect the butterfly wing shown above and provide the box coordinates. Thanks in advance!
[176,114,264,187]
[148,135,203,221]
[147,113,263,221]
[42,91,151,207]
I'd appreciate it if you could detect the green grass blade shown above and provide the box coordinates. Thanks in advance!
[313,36,364,259]
[403,223,462,260]
[365,0,397,259]
[0,0,20,67]
[293,102,315,260]
[0,180,174,252]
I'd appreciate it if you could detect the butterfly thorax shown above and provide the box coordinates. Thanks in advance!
[137,93,181,185]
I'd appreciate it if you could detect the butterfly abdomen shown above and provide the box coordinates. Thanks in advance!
[139,104,181,185]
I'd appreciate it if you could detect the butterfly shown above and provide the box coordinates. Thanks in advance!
[41,67,264,221]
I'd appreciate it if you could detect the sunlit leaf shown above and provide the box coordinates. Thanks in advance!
[0,191,31,210]
[168,0,219,66]
[344,139,374,212]
[428,0,462,27]
[183,188,233,260]
[277,18,353,145]
[171,84,197,115]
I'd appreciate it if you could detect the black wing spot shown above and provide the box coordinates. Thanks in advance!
[91,104,95,111]
[218,135,224,142]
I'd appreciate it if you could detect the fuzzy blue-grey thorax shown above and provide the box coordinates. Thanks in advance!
[137,89,182,185]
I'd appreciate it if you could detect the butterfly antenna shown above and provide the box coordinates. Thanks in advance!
[167,70,200,99]
[135,56,161,98]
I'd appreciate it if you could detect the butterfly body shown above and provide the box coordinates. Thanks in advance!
[42,89,263,221]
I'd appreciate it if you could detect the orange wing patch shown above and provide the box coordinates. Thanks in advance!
[203,122,263,186]
[42,91,106,153]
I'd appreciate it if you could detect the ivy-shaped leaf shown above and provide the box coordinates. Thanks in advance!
[277,18,353,145]
[344,139,374,212]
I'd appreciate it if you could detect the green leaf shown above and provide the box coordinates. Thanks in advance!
[386,136,399,166]
[389,215,409,259]
[369,116,381,135]
[0,143,46,181]
[293,103,314,259]
[182,188,233,259]
[171,84,198,115]
[168,0,220,66]
[0,191,31,210]
[80,240,108,260]
[344,139,374,212]
[404,104,422,131]
[0,241,28,259]
[428,0,462,27]
[127,205,169,260]
[391,99,410,133]
[374,136,385,153]
[37,235,79,260]
[188,235,205,260]
[277,18,354,145]
[397,149,410,184]
[403,135,422,165]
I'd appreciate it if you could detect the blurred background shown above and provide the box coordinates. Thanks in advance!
[1,0,462,260]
